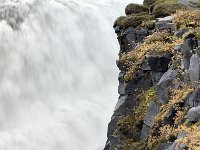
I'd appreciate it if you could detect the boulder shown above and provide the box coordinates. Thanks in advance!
[143,101,160,127]
[187,106,200,122]
[123,27,137,50]
[182,39,194,69]
[140,124,151,139]
[157,69,178,104]
[174,28,189,38]
[186,88,200,107]
[146,54,171,72]
[189,54,200,88]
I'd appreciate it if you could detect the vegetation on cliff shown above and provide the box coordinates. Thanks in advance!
[106,1,200,149]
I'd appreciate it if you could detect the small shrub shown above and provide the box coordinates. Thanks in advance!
[121,14,153,28]
[118,88,157,134]
[114,14,154,28]
[144,32,172,44]
[114,16,127,27]
[173,10,200,29]
[139,20,155,30]
[153,3,187,18]
[143,0,156,6]
[125,3,149,15]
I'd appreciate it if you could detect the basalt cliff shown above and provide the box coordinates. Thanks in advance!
[105,0,200,149]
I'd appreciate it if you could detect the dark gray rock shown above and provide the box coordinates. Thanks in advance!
[173,45,182,53]
[155,21,168,31]
[123,27,137,50]
[114,96,137,117]
[189,54,200,88]
[187,106,200,122]
[157,69,178,104]
[146,54,171,72]
[143,101,160,127]
[124,77,152,95]
[140,124,151,139]
[174,28,189,38]
[155,17,175,33]
[136,28,149,42]
[182,39,194,69]
[115,96,127,110]
[118,71,125,82]
[151,72,163,85]
[186,88,200,107]
[159,142,173,150]
[116,60,128,71]
[163,107,176,125]
[118,82,127,95]
[142,59,151,71]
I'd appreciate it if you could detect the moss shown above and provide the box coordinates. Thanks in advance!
[189,0,200,8]
[122,14,154,28]
[153,2,187,18]
[125,3,149,15]
[139,20,155,30]
[143,0,156,6]
[114,13,154,28]
[114,16,127,27]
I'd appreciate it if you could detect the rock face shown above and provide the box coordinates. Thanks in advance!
[105,1,200,149]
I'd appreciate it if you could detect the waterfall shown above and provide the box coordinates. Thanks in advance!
[0,0,141,149]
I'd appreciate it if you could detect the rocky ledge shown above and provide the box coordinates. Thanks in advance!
[105,0,200,149]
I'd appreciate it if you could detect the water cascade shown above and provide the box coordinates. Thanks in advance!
[0,0,141,149]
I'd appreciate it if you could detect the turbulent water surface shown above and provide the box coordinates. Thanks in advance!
[0,0,141,149]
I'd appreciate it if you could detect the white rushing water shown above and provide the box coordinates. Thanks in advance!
[0,0,142,150]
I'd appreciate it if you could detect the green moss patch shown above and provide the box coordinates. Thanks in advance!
[125,3,149,15]
[153,2,187,18]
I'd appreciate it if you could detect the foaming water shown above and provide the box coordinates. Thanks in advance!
[0,0,141,149]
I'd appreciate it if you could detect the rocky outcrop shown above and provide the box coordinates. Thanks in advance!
[105,1,200,150]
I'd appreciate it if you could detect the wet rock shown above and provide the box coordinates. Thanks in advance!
[144,101,160,127]
[189,54,200,88]
[187,106,200,122]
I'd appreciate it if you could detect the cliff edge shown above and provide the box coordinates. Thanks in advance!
[105,0,200,149]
